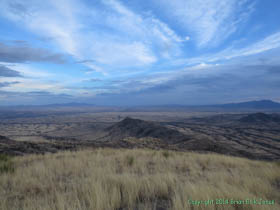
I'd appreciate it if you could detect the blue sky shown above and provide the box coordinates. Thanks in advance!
[0,0,280,105]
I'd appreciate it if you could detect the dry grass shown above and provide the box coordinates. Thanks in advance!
[0,149,279,210]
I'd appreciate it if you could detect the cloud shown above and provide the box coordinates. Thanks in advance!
[26,91,71,97]
[170,31,280,67]
[76,60,96,64]
[0,42,66,64]
[0,0,279,106]
[1,63,280,105]
[151,0,255,47]
[0,65,22,77]
[217,32,280,60]
[0,90,73,105]
[92,41,157,66]
[83,78,102,82]
[0,81,20,88]
[0,0,185,72]
[88,63,280,105]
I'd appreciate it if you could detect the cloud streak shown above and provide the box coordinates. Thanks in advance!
[0,65,22,77]
[0,81,20,88]
[0,42,66,64]
[151,0,255,47]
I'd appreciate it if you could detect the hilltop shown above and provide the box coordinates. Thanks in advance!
[106,117,189,143]
[102,117,280,160]
[0,148,279,210]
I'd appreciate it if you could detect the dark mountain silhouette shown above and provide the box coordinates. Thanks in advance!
[122,100,280,112]
[2,99,280,111]
[40,103,96,107]
[239,113,280,123]
[215,100,280,109]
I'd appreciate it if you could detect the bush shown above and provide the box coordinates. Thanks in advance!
[0,154,10,162]
[0,154,15,174]
[162,151,170,159]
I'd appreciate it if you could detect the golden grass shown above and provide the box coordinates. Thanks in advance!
[0,149,279,210]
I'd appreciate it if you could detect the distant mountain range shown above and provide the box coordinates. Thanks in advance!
[124,100,280,111]
[1,100,280,110]
[159,100,280,109]
[211,100,280,109]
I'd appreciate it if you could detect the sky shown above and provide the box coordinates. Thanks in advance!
[0,0,280,106]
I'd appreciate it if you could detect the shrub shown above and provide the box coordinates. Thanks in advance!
[162,151,170,159]
[0,154,10,162]
[0,154,15,174]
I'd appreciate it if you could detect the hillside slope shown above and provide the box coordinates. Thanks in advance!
[102,117,280,160]
[0,149,278,210]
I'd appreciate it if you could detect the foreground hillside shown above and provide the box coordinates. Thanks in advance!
[0,149,279,210]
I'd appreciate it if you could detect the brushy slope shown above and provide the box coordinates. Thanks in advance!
[0,149,279,210]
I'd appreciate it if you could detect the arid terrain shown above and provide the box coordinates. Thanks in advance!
[1,0,280,208]
[0,108,280,210]
[0,109,279,160]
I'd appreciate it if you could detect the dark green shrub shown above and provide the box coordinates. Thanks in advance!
[162,151,170,159]
[0,154,15,174]
[0,154,10,162]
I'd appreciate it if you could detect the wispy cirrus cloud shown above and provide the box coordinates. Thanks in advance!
[0,0,184,73]
[0,0,279,105]
[170,31,280,66]
[216,32,280,61]
[151,0,255,47]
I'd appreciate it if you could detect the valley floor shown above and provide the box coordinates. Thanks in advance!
[0,148,279,210]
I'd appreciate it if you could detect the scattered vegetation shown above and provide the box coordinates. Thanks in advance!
[125,155,135,167]
[162,150,171,159]
[0,149,279,210]
[0,154,15,174]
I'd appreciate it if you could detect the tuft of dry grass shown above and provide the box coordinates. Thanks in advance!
[0,149,279,210]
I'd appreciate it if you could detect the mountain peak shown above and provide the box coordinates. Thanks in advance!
[219,100,280,109]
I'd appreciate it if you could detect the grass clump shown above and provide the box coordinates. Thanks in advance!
[162,150,171,159]
[125,155,135,166]
[0,154,15,174]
